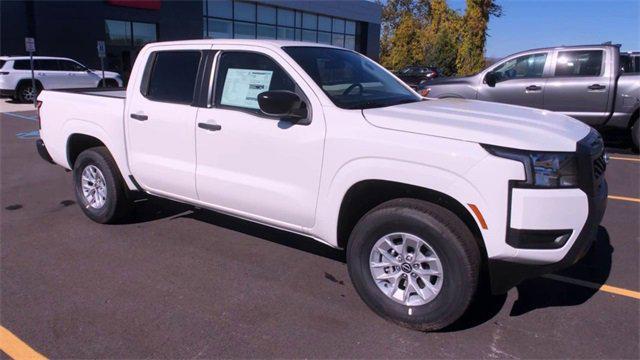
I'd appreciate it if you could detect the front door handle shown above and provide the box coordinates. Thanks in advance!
[198,122,222,131]
[525,85,542,91]
[130,113,148,121]
[588,84,606,91]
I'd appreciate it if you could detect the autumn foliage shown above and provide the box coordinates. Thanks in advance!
[379,0,502,76]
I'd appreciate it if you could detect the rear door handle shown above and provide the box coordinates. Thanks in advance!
[198,122,222,131]
[588,84,606,91]
[525,85,542,91]
[130,113,148,121]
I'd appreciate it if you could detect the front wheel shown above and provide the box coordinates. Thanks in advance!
[73,147,132,223]
[347,198,481,331]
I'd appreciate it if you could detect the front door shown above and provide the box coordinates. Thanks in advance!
[195,49,325,228]
[125,49,204,200]
[478,52,549,108]
[59,60,98,88]
[543,49,610,125]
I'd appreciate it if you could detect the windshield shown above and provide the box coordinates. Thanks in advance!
[283,47,421,110]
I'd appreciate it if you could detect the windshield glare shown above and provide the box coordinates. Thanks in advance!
[283,47,421,110]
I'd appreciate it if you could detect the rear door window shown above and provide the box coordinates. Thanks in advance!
[144,51,202,104]
[555,50,604,77]
[34,60,61,71]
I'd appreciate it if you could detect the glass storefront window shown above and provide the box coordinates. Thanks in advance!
[277,27,295,40]
[302,29,316,42]
[344,35,355,50]
[317,31,331,45]
[332,18,345,33]
[207,18,232,39]
[257,5,276,24]
[132,22,156,46]
[202,1,362,51]
[318,16,331,32]
[105,20,131,46]
[332,33,344,47]
[207,0,232,18]
[257,24,276,39]
[346,20,356,35]
[234,1,255,22]
[277,8,295,27]
[302,13,317,30]
[234,21,255,38]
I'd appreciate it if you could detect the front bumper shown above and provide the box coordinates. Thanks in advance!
[487,130,608,294]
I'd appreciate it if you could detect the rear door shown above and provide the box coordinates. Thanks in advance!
[477,52,550,108]
[33,59,67,89]
[59,60,98,88]
[543,49,610,125]
[125,48,205,200]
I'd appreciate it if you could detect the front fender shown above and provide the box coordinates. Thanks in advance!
[311,157,490,249]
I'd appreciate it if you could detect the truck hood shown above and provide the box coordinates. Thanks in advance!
[362,98,591,152]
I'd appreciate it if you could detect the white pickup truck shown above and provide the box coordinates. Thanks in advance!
[36,40,607,331]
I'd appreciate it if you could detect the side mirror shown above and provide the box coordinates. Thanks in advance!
[484,72,497,87]
[258,90,308,121]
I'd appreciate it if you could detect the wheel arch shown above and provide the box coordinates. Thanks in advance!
[336,179,487,261]
[66,133,107,169]
[15,78,43,91]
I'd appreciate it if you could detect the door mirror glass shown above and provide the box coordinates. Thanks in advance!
[484,72,497,87]
[258,90,306,119]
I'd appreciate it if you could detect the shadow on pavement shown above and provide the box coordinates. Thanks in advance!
[510,226,612,316]
[181,207,346,263]
[124,197,612,330]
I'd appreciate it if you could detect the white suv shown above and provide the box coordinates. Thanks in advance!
[0,56,123,102]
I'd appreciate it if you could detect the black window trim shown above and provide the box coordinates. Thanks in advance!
[553,49,605,78]
[139,50,204,106]
[210,49,312,124]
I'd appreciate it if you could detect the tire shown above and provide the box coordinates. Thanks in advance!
[631,116,639,153]
[72,147,132,223]
[16,81,41,103]
[346,198,481,331]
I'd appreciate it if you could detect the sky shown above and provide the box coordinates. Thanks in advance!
[445,0,640,58]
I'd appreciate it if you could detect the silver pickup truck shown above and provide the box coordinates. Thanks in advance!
[421,44,640,150]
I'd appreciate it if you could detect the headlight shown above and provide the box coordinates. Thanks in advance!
[482,145,578,188]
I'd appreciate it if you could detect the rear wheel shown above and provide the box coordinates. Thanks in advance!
[347,198,481,331]
[16,82,40,103]
[73,147,132,223]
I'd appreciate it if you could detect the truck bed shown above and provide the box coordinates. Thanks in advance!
[38,88,134,188]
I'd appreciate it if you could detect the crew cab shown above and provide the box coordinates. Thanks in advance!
[420,44,640,150]
[0,56,123,103]
[36,40,607,331]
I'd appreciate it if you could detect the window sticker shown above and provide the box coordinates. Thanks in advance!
[220,68,273,109]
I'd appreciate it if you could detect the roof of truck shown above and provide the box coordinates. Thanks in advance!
[143,39,344,51]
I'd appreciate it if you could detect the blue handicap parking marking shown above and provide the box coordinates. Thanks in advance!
[4,112,38,122]
[16,130,40,139]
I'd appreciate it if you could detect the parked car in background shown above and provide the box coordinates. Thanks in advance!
[420,44,640,150]
[0,56,123,103]
[36,39,607,331]
[394,66,439,88]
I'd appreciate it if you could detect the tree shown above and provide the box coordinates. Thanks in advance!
[378,0,430,69]
[456,0,502,76]
[423,0,461,76]
[386,13,426,69]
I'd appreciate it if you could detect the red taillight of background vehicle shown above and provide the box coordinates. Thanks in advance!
[36,100,43,129]
[420,88,431,97]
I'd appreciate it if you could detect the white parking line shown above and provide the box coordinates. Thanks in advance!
[3,112,37,122]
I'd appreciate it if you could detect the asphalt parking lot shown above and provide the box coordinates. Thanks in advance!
[1,100,638,359]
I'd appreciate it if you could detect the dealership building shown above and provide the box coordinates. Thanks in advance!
[0,0,382,80]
